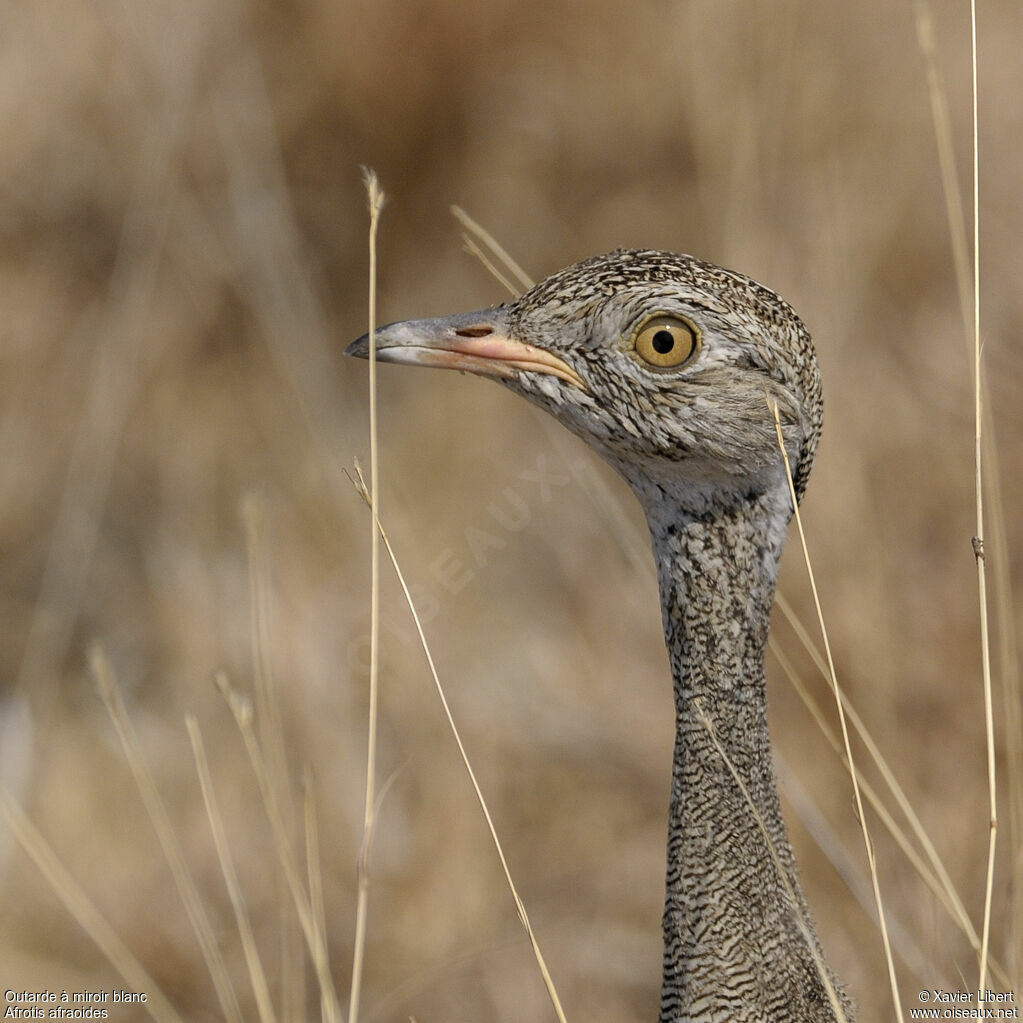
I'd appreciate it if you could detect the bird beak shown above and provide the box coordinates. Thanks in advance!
[345,308,587,391]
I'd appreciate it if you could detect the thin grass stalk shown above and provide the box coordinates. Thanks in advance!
[693,700,849,1021]
[912,0,972,338]
[216,674,344,1023]
[90,645,244,1023]
[0,787,185,1023]
[986,431,1022,981]
[769,638,944,909]
[460,235,520,298]
[303,770,332,1023]
[453,213,658,581]
[349,166,386,1023]
[968,2,998,995]
[242,495,291,824]
[348,465,569,1023]
[914,0,1017,978]
[450,205,533,292]
[241,494,303,1017]
[775,751,934,986]
[775,595,979,949]
[770,400,904,1021]
[186,715,278,1023]
[911,1,1019,754]
[770,636,1011,990]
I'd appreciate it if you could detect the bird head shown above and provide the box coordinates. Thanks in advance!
[346,250,821,517]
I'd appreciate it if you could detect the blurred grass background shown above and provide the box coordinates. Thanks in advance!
[1,0,1021,1020]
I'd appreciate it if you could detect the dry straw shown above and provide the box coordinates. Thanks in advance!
[966,0,998,996]
[693,696,849,1021]
[91,645,245,1023]
[348,166,387,1023]
[349,173,568,1021]
[915,0,1004,992]
[348,464,569,1022]
[770,400,904,1020]
[0,782,185,1023]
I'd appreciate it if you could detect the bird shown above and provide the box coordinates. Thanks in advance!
[346,249,852,1022]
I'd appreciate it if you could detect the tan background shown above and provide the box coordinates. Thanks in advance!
[1,1,1021,1020]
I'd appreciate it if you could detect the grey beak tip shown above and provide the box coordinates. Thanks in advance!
[345,334,370,358]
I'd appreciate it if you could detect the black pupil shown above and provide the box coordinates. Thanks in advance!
[652,329,675,354]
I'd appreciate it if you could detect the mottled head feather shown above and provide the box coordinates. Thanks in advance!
[503,249,821,508]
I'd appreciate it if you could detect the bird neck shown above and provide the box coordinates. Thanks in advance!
[649,484,786,764]
[644,483,846,1022]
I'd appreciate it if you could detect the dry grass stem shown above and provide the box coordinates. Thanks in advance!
[242,493,306,1018]
[985,431,1023,980]
[186,714,278,1023]
[347,464,569,1023]
[216,673,343,1023]
[774,751,935,988]
[770,637,1011,989]
[693,700,849,1021]
[774,597,982,949]
[460,234,521,298]
[350,166,386,1023]
[303,769,333,1023]
[450,205,534,292]
[967,1,998,995]
[452,209,660,582]
[912,0,972,339]
[90,645,245,1023]
[242,495,293,830]
[915,1,1015,981]
[0,786,185,1023]
[770,400,904,1020]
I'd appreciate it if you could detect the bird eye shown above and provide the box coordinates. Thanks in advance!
[632,315,700,369]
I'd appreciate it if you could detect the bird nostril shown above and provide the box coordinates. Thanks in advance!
[454,326,493,338]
